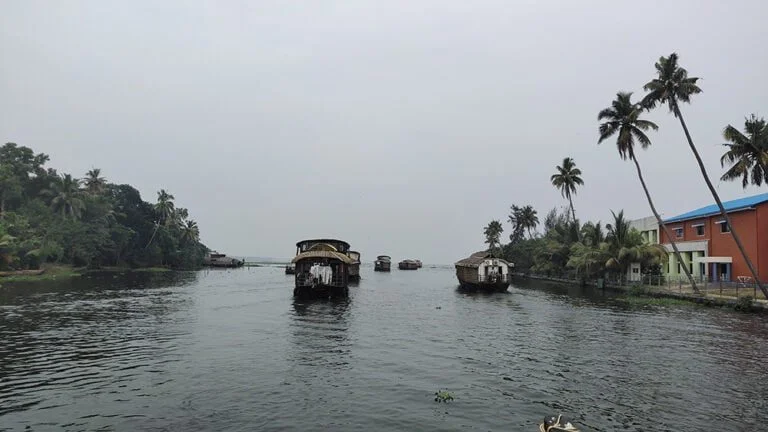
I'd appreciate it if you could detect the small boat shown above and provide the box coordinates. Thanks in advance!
[285,264,295,275]
[415,259,422,268]
[204,251,244,268]
[398,259,419,270]
[347,250,361,281]
[454,252,513,292]
[292,239,353,297]
[374,255,391,272]
[539,414,580,432]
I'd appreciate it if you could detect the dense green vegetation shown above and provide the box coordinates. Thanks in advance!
[0,143,207,271]
[500,206,666,283]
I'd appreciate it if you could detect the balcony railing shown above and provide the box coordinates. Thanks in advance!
[296,272,346,288]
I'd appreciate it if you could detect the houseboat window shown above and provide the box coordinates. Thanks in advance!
[674,227,683,238]
[695,225,704,236]
[720,222,730,233]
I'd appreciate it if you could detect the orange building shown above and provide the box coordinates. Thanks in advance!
[659,193,768,283]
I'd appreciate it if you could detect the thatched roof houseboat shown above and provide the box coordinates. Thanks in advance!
[454,252,513,292]
[347,250,361,281]
[292,239,354,297]
[374,255,391,272]
[398,259,419,270]
[204,251,244,268]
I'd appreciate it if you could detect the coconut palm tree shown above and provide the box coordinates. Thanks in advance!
[483,220,503,256]
[720,114,768,188]
[605,210,668,274]
[580,221,605,247]
[180,220,200,244]
[520,205,539,239]
[84,168,107,194]
[598,91,698,292]
[46,174,85,220]
[550,157,584,222]
[155,189,176,226]
[642,53,765,297]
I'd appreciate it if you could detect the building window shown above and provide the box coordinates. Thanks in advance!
[674,227,684,238]
[720,222,730,233]
[694,225,705,236]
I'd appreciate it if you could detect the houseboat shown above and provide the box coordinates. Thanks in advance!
[454,252,513,292]
[398,259,419,270]
[347,250,361,281]
[374,255,392,272]
[291,239,354,297]
[285,264,295,275]
[204,251,244,268]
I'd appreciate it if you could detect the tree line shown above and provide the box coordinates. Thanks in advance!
[0,143,208,270]
[482,53,767,295]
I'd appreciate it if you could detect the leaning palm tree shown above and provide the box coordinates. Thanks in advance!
[550,157,584,222]
[154,189,176,226]
[598,91,698,292]
[46,174,85,220]
[483,220,504,256]
[642,53,765,297]
[720,114,768,188]
[84,168,107,194]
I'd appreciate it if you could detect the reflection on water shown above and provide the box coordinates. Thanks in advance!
[289,297,351,370]
[0,267,767,431]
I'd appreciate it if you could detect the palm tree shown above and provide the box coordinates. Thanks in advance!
[155,189,176,226]
[508,205,539,241]
[483,220,504,256]
[550,157,584,222]
[605,210,668,275]
[173,207,189,228]
[580,221,605,247]
[642,53,765,297]
[46,174,85,219]
[180,220,200,243]
[520,205,539,239]
[84,168,107,194]
[598,91,698,292]
[720,114,768,188]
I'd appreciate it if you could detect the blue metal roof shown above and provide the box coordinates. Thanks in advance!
[664,192,768,223]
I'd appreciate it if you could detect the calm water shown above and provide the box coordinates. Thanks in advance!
[1,266,767,431]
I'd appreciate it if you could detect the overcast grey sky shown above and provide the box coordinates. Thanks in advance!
[2,1,767,264]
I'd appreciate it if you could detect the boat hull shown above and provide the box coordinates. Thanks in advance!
[457,279,510,292]
[293,285,349,298]
[348,264,361,281]
[374,264,391,272]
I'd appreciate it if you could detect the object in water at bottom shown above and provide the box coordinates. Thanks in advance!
[539,414,580,432]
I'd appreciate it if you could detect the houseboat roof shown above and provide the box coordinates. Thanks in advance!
[291,250,355,264]
[296,239,350,249]
[376,255,391,260]
[455,252,511,268]
[663,192,768,224]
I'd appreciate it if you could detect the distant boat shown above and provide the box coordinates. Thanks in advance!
[374,255,391,272]
[292,239,353,297]
[285,264,295,275]
[204,251,244,268]
[454,252,513,292]
[398,259,419,270]
[347,250,361,281]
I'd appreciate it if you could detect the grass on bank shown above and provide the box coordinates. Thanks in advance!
[0,264,82,283]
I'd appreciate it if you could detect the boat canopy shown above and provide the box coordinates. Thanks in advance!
[455,252,512,269]
[296,239,350,253]
[292,250,355,265]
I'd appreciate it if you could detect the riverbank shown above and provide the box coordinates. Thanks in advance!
[516,273,768,313]
[0,265,176,284]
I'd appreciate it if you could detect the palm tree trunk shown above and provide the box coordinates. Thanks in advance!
[568,196,577,223]
[632,154,699,293]
[672,100,767,298]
